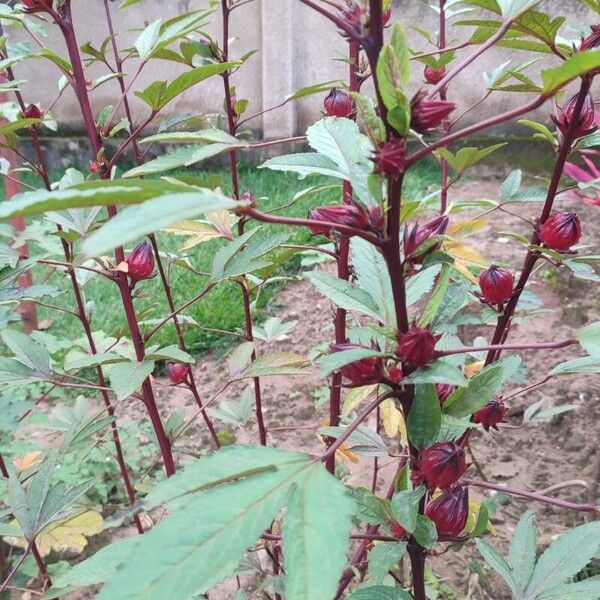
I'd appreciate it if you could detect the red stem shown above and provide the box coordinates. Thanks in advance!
[440,339,577,356]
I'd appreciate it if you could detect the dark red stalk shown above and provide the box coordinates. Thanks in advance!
[440,339,577,357]
[437,0,450,214]
[484,77,592,366]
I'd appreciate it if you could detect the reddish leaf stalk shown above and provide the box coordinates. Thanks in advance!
[56,1,175,475]
[437,0,450,214]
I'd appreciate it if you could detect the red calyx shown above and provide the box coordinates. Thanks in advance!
[539,211,582,251]
[389,520,407,540]
[308,202,370,236]
[22,0,53,13]
[403,215,449,264]
[473,395,508,432]
[324,89,355,118]
[417,442,468,490]
[166,362,188,385]
[479,265,514,305]
[330,343,384,385]
[410,91,455,134]
[551,93,597,141]
[22,104,43,120]
[580,25,600,51]
[425,486,469,539]
[125,240,155,283]
[424,65,446,85]
[435,384,456,404]
[373,137,406,176]
[397,325,439,368]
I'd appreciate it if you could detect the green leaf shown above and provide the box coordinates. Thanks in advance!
[390,487,425,533]
[550,356,600,375]
[80,190,239,258]
[283,465,355,600]
[285,80,344,102]
[320,347,385,378]
[407,385,442,449]
[497,0,542,18]
[406,264,443,306]
[576,321,600,358]
[308,271,382,321]
[413,514,438,549]
[418,263,451,327]
[1,329,50,376]
[367,542,408,584]
[509,511,537,592]
[135,18,162,60]
[519,119,556,145]
[402,360,468,387]
[443,363,504,418]
[524,521,600,599]
[475,538,520,597]
[110,361,154,401]
[348,586,413,600]
[435,144,507,175]
[238,353,308,379]
[261,152,344,180]
[146,346,194,363]
[538,579,600,600]
[541,50,600,95]
[0,285,63,302]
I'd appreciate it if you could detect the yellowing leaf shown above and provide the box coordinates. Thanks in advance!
[13,451,42,472]
[206,209,234,240]
[447,218,489,238]
[8,510,103,556]
[317,418,359,464]
[464,360,484,378]
[398,410,408,448]
[381,398,401,438]
[341,384,377,417]
[465,499,496,535]
[164,220,226,251]
[445,241,489,267]
[453,261,479,285]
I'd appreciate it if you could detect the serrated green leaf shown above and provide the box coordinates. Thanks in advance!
[110,361,154,401]
[367,542,408,584]
[407,385,442,449]
[576,321,600,358]
[475,538,520,597]
[509,511,537,592]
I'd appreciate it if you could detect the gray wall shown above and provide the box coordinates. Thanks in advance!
[6,0,598,139]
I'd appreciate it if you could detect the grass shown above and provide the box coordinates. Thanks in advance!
[3,160,440,355]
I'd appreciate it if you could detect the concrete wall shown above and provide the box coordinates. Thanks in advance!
[5,0,598,139]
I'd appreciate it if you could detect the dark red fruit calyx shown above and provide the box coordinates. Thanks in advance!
[22,0,53,13]
[551,93,596,140]
[166,362,188,385]
[125,240,155,283]
[410,91,455,134]
[403,215,449,263]
[397,325,439,367]
[479,265,514,304]
[418,442,468,490]
[373,137,406,176]
[324,89,355,118]
[390,520,407,540]
[424,65,446,85]
[473,395,508,432]
[425,486,469,538]
[435,384,456,404]
[580,25,600,50]
[539,211,582,251]
[308,202,370,236]
[330,343,384,385]
[22,104,43,120]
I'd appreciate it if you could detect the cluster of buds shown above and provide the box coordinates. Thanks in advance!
[551,93,597,141]
[415,442,468,490]
[478,265,515,306]
[308,198,383,237]
[21,0,53,13]
[330,343,384,386]
[324,89,356,119]
[423,65,446,85]
[404,215,449,265]
[124,240,155,285]
[396,325,439,368]
[340,1,392,36]
[166,362,189,385]
[538,211,582,251]
[410,91,455,134]
[473,395,508,432]
[373,137,406,176]
[425,486,468,539]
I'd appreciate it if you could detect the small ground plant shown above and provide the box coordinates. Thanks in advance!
[0,0,599,598]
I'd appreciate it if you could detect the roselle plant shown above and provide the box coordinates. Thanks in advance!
[0,0,600,599]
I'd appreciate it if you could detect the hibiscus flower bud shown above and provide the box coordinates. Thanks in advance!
[424,65,446,85]
[330,343,384,385]
[166,362,188,385]
[240,190,257,207]
[418,442,468,490]
[125,240,155,283]
[324,89,355,118]
[410,91,455,134]
[403,215,449,263]
[373,137,406,175]
[22,104,43,120]
[551,93,596,141]
[397,325,439,367]
[308,202,370,236]
[435,384,456,404]
[473,395,508,432]
[539,211,582,251]
[425,486,469,538]
[390,520,407,540]
[479,265,514,304]
[580,25,600,50]
[22,0,53,13]
[382,8,392,26]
